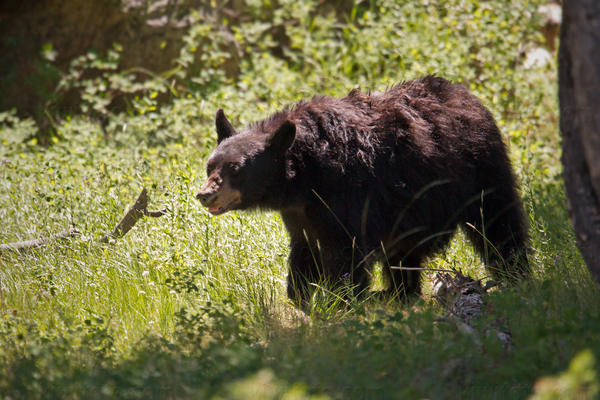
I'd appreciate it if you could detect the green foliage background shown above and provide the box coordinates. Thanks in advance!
[1,0,598,399]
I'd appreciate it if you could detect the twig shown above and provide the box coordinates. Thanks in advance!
[146,209,168,218]
[389,266,461,273]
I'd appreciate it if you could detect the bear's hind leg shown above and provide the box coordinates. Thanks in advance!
[464,186,530,281]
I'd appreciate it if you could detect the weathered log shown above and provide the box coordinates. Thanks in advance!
[431,270,512,349]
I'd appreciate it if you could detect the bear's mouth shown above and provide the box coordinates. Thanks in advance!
[208,200,235,215]
[198,179,242,216]
[207,198,241,215]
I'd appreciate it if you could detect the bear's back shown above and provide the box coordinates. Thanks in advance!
[284,76,499,174]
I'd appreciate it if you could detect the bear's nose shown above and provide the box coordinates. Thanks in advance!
[196,189,214,204]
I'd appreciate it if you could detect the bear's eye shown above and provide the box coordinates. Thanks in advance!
[228,162,241,174]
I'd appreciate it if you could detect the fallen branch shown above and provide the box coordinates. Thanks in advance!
[0,228,81,253]
[100,188,167,243]
[390,265,462,273]
[0,188,166,253]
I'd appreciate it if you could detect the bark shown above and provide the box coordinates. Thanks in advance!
[559,1,600,283]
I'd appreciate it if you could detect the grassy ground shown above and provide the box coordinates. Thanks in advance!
[1,0,599,398]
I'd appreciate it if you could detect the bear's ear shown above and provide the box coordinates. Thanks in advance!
[216,109,236,144]
[267,120,296,154]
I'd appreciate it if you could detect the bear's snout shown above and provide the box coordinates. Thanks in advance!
[196,186,217,205]
[196,177,220,204]
[195,190,210,203]
[196,178,242,216]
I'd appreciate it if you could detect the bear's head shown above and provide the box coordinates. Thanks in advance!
[196,109,296,215]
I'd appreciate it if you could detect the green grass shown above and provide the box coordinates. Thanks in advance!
[1,0,599,398]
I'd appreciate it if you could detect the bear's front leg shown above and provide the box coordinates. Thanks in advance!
[286,238,320,308]
[287,236,371,308]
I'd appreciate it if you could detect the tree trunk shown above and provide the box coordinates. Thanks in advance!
[559,1,600,283]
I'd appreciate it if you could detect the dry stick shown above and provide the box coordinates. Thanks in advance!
[99,188,167,243]
[0,188,166,252]
[389,265,460,273]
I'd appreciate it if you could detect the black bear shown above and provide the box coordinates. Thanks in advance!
[196,76,529,306]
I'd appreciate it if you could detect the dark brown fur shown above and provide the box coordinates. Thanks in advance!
[197,76,529,306]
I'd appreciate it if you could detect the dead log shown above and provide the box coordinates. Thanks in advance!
[431,270,512,349]
[388,265,512,347]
